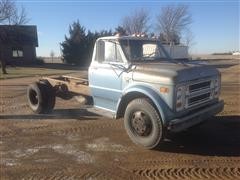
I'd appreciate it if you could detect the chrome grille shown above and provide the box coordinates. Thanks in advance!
[189,81,211,93]
[188,92,211,106]
[186,78,213,108]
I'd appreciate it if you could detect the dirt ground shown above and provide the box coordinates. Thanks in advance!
[0,59,240,180]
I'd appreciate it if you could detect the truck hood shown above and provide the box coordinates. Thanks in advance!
[132,61,219,84]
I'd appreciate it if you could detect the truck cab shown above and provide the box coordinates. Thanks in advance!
[88,35,224,149]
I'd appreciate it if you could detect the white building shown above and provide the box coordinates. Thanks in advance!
[232,51,240,56]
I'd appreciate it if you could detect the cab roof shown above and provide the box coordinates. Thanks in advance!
[97,35,159,41]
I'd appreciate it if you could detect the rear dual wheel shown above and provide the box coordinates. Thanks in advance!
[27,81,55,114]
[124,98,165,149]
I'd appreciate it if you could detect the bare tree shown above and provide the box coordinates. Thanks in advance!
[156,4,192,45]
[115,25,127,36]
[0,0,14,74]
[10,6,29,25]
[0,0,14,24]
[182,29,196,55]
[0,28,7,74]
[0,0,29,74]
[0,0,29,25]
[183,29,195,47]
[122,8,150,35]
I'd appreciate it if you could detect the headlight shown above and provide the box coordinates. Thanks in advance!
[213,76,221,98]
[176,85,186,111]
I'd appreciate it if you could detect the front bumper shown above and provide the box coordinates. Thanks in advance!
[168,100,224,132]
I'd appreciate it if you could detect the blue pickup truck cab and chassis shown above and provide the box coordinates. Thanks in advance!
[27,35,224,149]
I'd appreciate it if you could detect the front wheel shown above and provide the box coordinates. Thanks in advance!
[124,98,164,149]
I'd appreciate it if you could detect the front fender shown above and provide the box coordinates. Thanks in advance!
[117,84,174,125]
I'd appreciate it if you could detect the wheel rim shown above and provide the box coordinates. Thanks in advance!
[131,111,152,136]
[29,89,39,105]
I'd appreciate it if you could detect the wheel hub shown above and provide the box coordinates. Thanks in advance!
[29,90,39,105]
[131,111,152,136]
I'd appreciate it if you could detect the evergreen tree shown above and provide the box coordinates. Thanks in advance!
[85,30,97,62]
[61,20,113,66]
[115,26,127,36]
[61,20,88,65]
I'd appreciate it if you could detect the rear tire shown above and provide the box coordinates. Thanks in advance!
[27,81,55,114]
[39,80,56,113]
[124,98,164,149]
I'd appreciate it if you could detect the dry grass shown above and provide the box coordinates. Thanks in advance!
[0,66,79,80]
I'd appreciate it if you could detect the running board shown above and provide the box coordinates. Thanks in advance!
[87,107,116,119]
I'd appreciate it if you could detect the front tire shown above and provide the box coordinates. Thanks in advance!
[124,98,164,149]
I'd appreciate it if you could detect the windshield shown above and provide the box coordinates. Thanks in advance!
[119,39,169,62]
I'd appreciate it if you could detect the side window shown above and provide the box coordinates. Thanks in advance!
[105,41,115,62]
[95,40,122,63]
[95,40,105,62]
[105,41,122,62]
[116,45,123,62]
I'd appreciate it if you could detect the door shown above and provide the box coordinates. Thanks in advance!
[89,40,125,111]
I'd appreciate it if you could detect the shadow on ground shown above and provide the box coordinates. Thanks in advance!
[159,115,240,157]
[0,108,99,120]
[208,63,239,69]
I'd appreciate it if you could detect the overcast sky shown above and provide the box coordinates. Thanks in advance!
[17,0,239,56]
